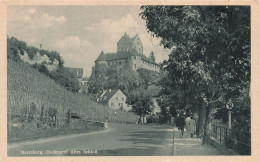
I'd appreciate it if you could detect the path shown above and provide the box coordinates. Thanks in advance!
[8,123,223,156]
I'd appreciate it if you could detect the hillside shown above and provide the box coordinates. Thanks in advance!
[7,44,139,143]
[8,59,138,123]
[7,37,80,92]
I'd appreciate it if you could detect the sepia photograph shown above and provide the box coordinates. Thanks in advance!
[3,4,253,157]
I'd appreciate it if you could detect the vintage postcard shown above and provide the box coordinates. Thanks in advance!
[0,0,260,162]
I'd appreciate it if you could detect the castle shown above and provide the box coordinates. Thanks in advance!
[95,33,160,72]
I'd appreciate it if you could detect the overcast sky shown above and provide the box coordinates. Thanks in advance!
[7,6,171,77]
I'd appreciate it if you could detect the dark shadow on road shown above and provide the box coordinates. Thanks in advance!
[119,130,173,149]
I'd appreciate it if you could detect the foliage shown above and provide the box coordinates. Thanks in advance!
[136,68,160,88]
[66,109,71,125]
[7,36,79,93]
[28,102,37,123]
[50,69,80,93]
[140,6,250,154]
[7,37,24,61]
[40,104,45,123]
[47,107,58,127]
[128,88,154,118]
[7,37,63,65]
[19,102,37,123]
[88,64,159,97]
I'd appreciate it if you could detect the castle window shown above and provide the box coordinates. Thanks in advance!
[134,56,136,59]
[134,64,136,68]
[126,60,127,63]
[122,97,124,101]
[111,102,114,106]
[116,97,118,100]
[119,61,121,65]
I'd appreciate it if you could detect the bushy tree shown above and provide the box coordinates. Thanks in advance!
[140,6,250,154]
[137,68,159,89]
[128,88,154,123]
[88,64,160,98]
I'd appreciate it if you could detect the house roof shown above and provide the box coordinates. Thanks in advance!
[95,51,158,65]
[97,89,119,103]
[64,67,84,78]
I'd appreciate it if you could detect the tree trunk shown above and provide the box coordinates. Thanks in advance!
[202,105,211,144]
[197,103,206,138]
[202,106,212,144]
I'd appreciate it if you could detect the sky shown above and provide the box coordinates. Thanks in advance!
[7,6,171,77]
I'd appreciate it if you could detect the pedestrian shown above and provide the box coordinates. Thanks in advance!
[105,117,108,128]
[179,114,185,135]
[175,114,180,130]
[189,116,196,137]
[185,116,191,134]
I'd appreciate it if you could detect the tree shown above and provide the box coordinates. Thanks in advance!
[118,70,143,95]
[128,88,154,123]
[88,64,160,97]
[137,68,159,89]
[149,51,155,62]
[140,6,250,153]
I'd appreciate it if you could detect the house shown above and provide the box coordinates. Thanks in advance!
[97,89,132,111]
[95,32,160,73]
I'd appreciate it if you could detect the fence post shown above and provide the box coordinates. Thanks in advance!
[225,128,228,145]
[220,127,222,143]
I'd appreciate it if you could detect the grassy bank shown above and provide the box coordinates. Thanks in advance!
[8,119,105,144]
[8,125,104,144]
[7,60,139,142]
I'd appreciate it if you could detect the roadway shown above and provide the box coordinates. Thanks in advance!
[8,123,222,156]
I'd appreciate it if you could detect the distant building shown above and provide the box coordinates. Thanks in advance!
[95,32,160,73]
[64,67,88,93]
[97,89,132,111]
[64,67,84,79]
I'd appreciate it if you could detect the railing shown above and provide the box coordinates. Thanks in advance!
[210,124,229,144]
[209,121,251,155]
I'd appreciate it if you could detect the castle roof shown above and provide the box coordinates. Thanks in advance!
[117,32,133,45]
[95,51,158,65]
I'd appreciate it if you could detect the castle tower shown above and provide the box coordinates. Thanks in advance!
[131,34,143,54]
[117,32,143,54]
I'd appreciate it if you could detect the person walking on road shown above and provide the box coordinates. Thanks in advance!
[189,116,196,137]
[185,116,191,134]
[175,114,180,130]
[179,114,185,135]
